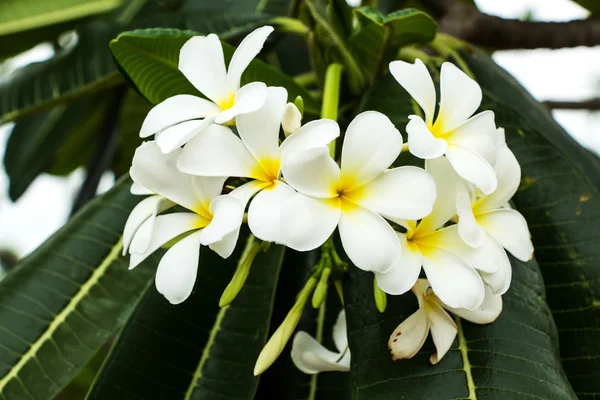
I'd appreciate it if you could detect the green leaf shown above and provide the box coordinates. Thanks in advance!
[0,0,123,36]
[573,0,600,14]
[463,48,600,397]
[0,21,77,60]
[110,28,320,114]
[344,256,576,399]
[87,234,285,399]
[0,177,157,400]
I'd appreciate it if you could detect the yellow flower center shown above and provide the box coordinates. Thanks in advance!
[217,92,236,110]
[192,201,213,229]
[250,157,281,183]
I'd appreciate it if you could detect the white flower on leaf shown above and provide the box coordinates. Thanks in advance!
[389,59,498,194]
[376,157,485,310]
[177,86,339,244]
[139,26,274,153]
[291,310,350,373]
[280,111,437,273]
[389,279,501,364]
[126,142,244,304]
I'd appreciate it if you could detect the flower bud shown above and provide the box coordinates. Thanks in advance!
[374,278,387,313]
[312,267,331,308]
[282,102,302,137]
[219,235,262,307]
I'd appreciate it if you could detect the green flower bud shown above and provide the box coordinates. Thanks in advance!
[219,235,262,307]
[312,267,331,308]
[374,278,387,313]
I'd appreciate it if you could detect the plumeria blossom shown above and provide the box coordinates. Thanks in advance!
[389,279,502,364]
[177,86,339,243]
[139,26,274,153]
[126,142,244,304]
[389,59,498,194]
[291,310,350,373]
[280,111,437,273]
[375,156,486,309]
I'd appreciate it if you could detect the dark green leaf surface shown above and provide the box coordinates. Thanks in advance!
[0,177,157,400]
[110,28,320,114]
[464,49,600,398]
[87,237,285,399]
[345,256,575,399]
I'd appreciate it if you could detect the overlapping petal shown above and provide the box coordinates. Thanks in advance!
[476,209,534,261]
[199,195,244,247]
[282,147,340,198]
[214,81,267,124]
[375,233,422,295]
[389,59,436,124]
[428,301,458,364]
[406,116,447,159]
[445,144,497,195]
[474,145,521,213]
[444,284,503,324]
[248,181,296,243]
[388,308,430,360]
[155,118,213,154]
[226,26,273,92]
[122,196,174,255]
[436,62,482,133]
[278,119,340,163]
[456,191,485,248]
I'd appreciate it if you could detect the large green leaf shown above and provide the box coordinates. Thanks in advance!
[110,28,320,114]
[87,234,285,399]
[345,256,575,399]
[0,0,123,36]
[463,49,600,397]
[0,177,157,399]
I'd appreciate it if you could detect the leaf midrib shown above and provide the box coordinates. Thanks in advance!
[456,317,476,400]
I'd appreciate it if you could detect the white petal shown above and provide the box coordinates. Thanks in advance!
[416,156,468,235]
[129,213,200,269]
[278,119,340,164]
[445,111,497,166]
[427,301,458,364]
[177,124,258,178]
[332,310,348,353]
[281,193,341,251]
[419,245,484,310]
[191,176,227,206]
[436,62,482,133]
[445,144,497,195]
[130,142,197,210]
[130,182,153,195]
[140,95,220,138]
[291,332,349,374]
[236,86,287,162]
[346,166,436,222]
[375,233,422,295]
[477,209,533,261]
[282,102,302,136]
[339,204,401,273]
[340,111,402,189]
[123,196,174,255]
[406,116,448,159]
[496,127,506,146]
[156,117,213,153]
[388,308,430,360]
[479,244,512,295]
[474,145,521,213]
[199,195,244,246]
[389,59,436,124]
[214,82,267,124]
[248,181,296,243]
[226,26,274,92]
[456,191,485,248]
[209,227,240,259]
[179,35,228,104]
[281,147,340,198]
[444,284,503,324]
[155,230,202,304]
[229,180,271,208]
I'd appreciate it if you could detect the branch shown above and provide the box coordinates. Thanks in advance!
[420,0,600,50]
[543,99,600,110]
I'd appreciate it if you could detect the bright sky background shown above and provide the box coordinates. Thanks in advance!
[0,0,598,260]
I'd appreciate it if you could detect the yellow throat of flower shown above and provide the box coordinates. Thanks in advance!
[251,157,281,183]
[217,92,236,111]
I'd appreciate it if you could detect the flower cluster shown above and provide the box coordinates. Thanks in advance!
[123,26,533,372]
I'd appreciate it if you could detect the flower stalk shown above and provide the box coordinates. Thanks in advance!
[321,63,343,157]
[219,235,263,307]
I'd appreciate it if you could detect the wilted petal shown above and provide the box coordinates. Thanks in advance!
[155,230,202,304]
[226,26,274,92]
[340,111,403,189]
[388,308,430,360]
[406,116,448,159]
[436,62,482,133]
[375,233,422,295]
[389,59,436,124]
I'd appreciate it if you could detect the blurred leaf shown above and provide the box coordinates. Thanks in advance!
[345,256,575,399]
[573,0,600,14]
[110,28,320,114]
[0,0,123,36]
[0,21,76,60]
[87,235,286,399]
[0,177,157,400]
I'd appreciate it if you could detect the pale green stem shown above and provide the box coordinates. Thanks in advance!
[294,71,318,87]
[271,17,310,37]
[321,63,343,158]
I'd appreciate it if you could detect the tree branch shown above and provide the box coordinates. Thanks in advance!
[420,0,600,50]
[543,99,600,110]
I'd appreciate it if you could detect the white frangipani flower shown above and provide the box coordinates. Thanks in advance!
[127,142,244,304]
[280,111,437,273]
[291,310,350,373]
[389,279,502,364]
[376,157,485,309]
[139,26,274,153]
[389,59,498,194]
[177,86,339,244]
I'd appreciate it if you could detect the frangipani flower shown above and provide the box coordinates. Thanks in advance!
[389,59,498,194]
[389,279,501,364]
[126,142,244,304]
[291,310,350,373]
[376,157,485,309]
[177,86,339,243]
[280,111,436,273]
[139,26,274,153]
